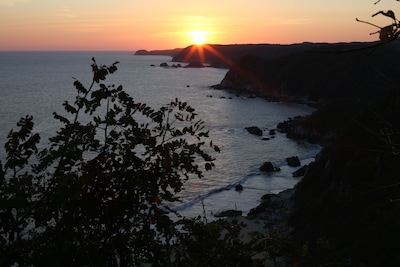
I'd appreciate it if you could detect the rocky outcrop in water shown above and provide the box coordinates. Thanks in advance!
[277,115,335,145]
[286,156,301,167]
[260,161,280,172]
[184,61,205,68]
[245,126,263,136]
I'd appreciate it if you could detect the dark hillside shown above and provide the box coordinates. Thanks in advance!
[218,42,400,104]
[288,88,400,266]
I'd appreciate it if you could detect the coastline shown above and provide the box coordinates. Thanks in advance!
[224,188,296,266]
[230,188,294,235]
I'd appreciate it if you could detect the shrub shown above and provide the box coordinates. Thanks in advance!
[0,59,221,266]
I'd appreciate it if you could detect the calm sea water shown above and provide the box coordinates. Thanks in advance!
[0,51,320,219]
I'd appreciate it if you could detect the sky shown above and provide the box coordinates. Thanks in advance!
[0,0,398,51]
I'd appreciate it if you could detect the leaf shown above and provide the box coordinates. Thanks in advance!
[53,112,70,124]
[63,101,77,114]
[73,79,87,94]
[205,162,212,171]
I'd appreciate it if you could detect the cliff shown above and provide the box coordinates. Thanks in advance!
[217,42,400,104]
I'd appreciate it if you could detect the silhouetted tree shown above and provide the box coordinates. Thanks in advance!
[0,58,289,266]
[357,0,400,44]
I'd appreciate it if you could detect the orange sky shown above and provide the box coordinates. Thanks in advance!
[0,0,397,51]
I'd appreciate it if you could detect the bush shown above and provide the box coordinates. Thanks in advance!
[0,59,222,266]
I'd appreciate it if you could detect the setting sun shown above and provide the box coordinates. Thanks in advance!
[190,31,207,45]
[0,1,383,51]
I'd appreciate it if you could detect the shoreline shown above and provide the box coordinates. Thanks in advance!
[232,187,294,234]
[225,188,295,265]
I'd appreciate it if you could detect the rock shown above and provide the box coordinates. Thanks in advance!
[210,84,223,89]
[171,64,183,68]
[235,184,244,191]
[185,61,205,68]
[277,116,335,145]
[245,126,263,136]
[214,209,242,218]
[248,194,282,216]
[261,193,277,200]
[260,161,280,172]
[269,129,276,135]
[292,164,308,177]
[160,62,169,67]
[248,202,269,216]
[286,156,301,167]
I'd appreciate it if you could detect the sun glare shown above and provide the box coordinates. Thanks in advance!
[190,31,207,45]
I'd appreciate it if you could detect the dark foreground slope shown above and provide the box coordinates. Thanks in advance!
[259,44,400,265]
[287,88,400,266]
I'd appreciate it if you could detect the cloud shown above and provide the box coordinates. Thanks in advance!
[0,0,31,6]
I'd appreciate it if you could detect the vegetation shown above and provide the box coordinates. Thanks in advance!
[0,59,259,266]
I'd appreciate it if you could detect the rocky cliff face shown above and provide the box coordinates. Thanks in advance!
[218,42,400,104]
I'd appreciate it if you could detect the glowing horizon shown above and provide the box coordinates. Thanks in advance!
[0,0,397,51]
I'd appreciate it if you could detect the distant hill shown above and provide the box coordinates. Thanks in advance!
[134,48,183,57]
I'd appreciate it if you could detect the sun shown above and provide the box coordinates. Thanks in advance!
[190,31,207,45]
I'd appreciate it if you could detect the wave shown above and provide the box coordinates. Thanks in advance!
[173,145,321,213]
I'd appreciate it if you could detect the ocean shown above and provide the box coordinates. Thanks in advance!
[0,51,320,220]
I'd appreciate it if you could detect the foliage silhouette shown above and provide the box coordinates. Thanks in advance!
[354,0,400,51]
[0,58,300,266]
[0,58,231,266]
